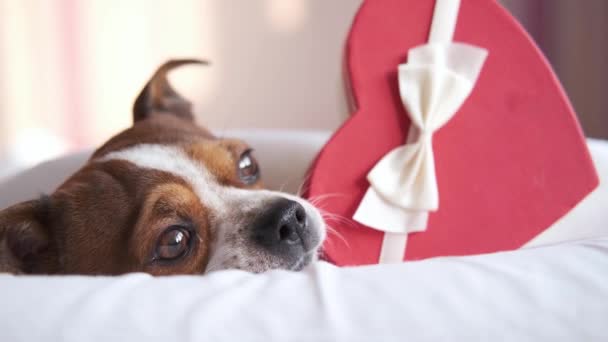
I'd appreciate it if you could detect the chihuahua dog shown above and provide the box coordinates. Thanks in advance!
[0,59,325,275]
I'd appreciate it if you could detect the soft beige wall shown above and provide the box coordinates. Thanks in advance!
[181,0,362,132]
[0,0,362,175]
[0,0,604,177]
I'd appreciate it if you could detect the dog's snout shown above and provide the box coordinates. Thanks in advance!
[252,199,308,251]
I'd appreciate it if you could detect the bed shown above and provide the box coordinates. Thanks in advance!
[1,130,607,341]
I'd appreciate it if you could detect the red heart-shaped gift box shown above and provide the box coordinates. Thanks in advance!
[304,0,598,266]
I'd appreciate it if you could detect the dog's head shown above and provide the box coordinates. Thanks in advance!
[0,60,325,275]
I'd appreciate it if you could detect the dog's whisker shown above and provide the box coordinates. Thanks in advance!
[323,223,350,249]
[315,207,356,249]
[307,193,345,207]
[322,213,356,228]
[322,220,352,243]
[316,207,354,225]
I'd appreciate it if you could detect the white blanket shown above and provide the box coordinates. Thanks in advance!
[1,237,607,341]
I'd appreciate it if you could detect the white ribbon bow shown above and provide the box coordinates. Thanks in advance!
[369,43,487,211]
[353,0,488,263]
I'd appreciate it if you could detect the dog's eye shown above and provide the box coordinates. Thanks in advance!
[237,149,260,185]
[156,226,191,261]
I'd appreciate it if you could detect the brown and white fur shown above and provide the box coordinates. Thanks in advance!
[0,59,325,275]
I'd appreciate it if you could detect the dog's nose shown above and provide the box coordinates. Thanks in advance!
[252,199,308,251]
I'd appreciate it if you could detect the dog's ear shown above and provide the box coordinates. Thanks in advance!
[0,198,56,274]
[133,59,208,123]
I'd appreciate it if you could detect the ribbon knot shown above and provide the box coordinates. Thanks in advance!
[418,130,433,143]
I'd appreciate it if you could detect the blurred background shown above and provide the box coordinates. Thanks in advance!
[0,0,606,179]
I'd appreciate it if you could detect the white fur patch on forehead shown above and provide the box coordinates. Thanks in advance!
[97,144,220,201]
[96,144,270,211]
[98,144,200,176]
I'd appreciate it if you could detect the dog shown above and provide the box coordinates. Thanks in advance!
[0,59,326,275]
